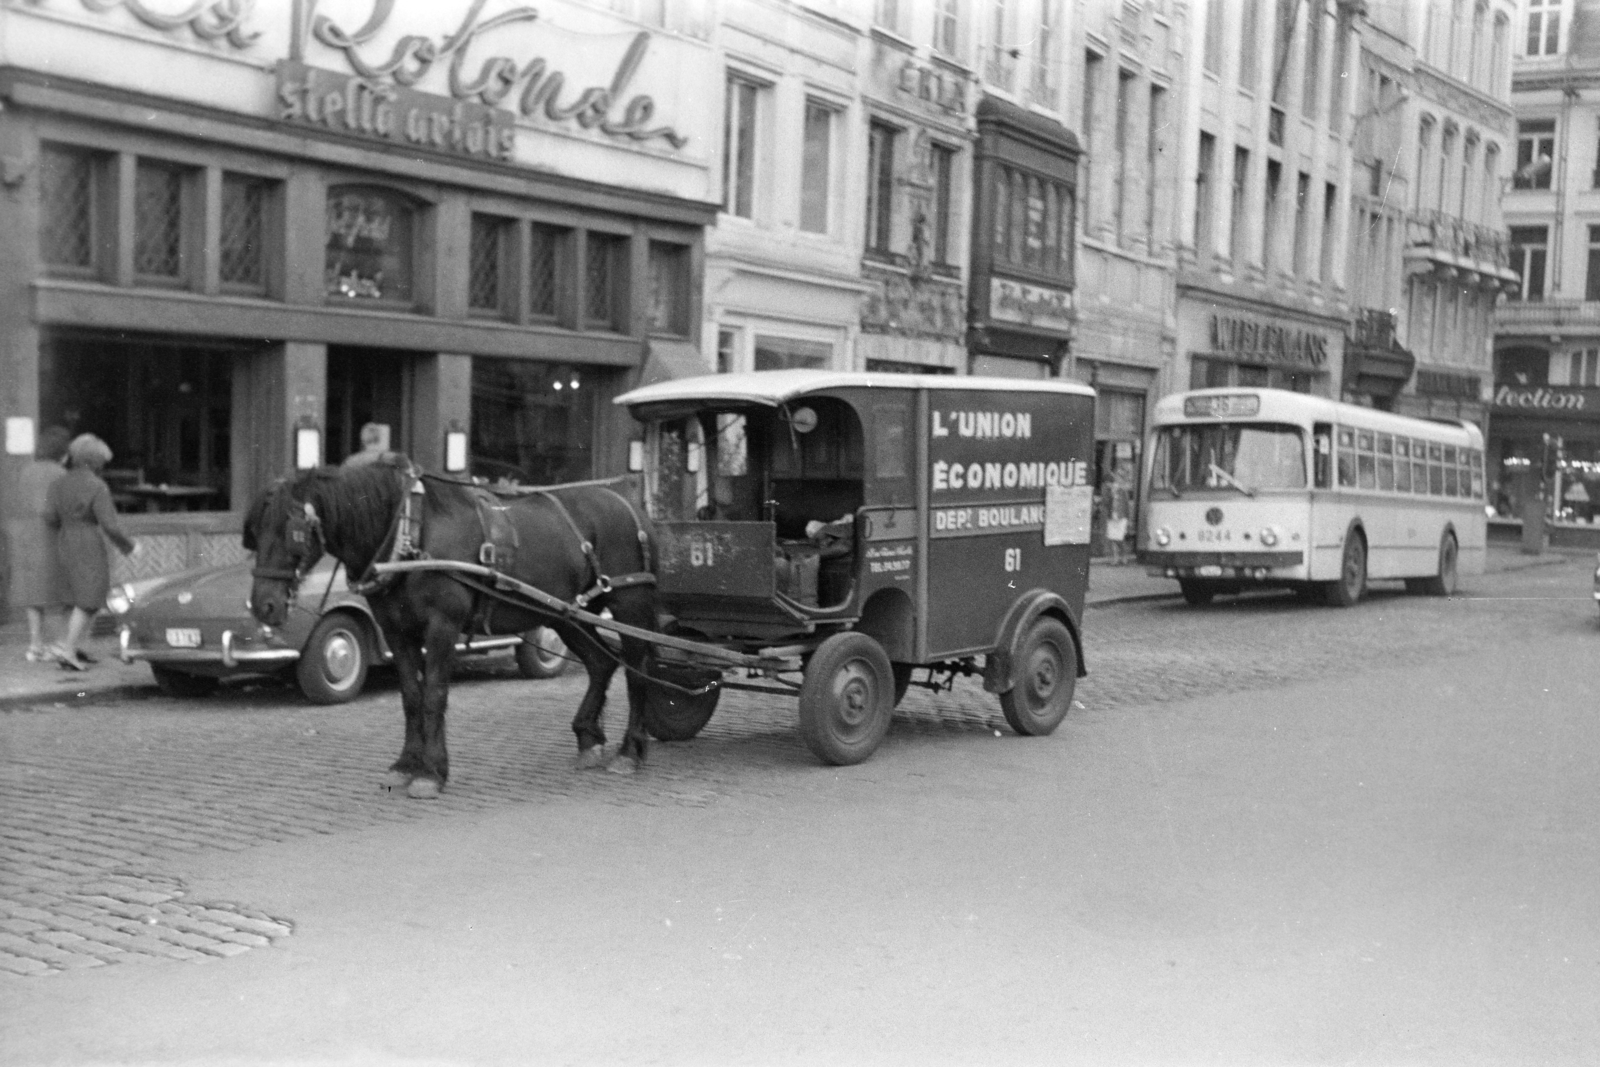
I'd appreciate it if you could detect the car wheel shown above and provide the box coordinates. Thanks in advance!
[150,664,220,698]
[999,617,1077,737]
[514,627,568,679]
[296,613,370,705]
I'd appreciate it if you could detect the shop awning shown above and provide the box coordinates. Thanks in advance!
[638,339,711,388]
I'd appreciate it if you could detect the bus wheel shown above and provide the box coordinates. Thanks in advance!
[999,617,1077,736]
[797,633,893,766]
[1323,533,1367,607]
[1179,580,1216,606]
[1409,532,1459,597]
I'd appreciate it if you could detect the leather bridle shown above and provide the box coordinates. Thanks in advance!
[250,499,324,598]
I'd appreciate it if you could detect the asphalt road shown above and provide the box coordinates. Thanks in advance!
[2,558,1597,1066]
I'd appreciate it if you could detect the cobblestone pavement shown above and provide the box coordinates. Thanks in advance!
[2,559,1592,976]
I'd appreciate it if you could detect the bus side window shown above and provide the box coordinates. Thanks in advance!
[1313,423,1333,488]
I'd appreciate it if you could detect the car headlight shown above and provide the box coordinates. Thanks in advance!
[107,583,136,615]
[1259,526,1280,548]
[1155,527,1172,547]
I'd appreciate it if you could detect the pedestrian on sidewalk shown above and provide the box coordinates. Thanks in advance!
[11,425,72,663]
[43,433,139,671]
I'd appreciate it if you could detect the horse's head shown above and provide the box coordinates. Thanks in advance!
[243,478,325,628]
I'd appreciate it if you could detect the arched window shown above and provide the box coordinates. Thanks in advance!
[1483,142,1501,227]
[1461,131,1478,220]
[1470,3,1487,86]
[1491,13,1509,89]
[324,185,417,304]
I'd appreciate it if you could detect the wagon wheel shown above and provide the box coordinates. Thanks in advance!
[999,617,1077,737]
[797,632,893,766]
[642,662,724,742]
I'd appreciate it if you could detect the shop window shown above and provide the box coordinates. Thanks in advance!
[134,160,187,283]
[528,223,565,319]
[39,334,234,511]
[469,359,596,485]
[754,336,831,370]
[584,231,626,331]
[219,173,269,291]
[648,241,690,336]
[469,213,511,315]
[325,185,415,303]
[40,145,99,274]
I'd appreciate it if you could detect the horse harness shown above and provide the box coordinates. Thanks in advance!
[346,462,655,619]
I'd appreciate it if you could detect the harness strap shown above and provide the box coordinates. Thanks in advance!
[349,461,426,597]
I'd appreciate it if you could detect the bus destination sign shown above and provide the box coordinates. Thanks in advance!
[1184,394,1261,419]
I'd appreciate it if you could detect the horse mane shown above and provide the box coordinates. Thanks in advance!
[298,460,407,568]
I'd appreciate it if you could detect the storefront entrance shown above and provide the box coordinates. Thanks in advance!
[326,347,409,466]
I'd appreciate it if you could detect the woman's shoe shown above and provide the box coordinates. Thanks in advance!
[49,646,88,672]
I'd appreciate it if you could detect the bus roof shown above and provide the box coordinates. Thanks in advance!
[1152,388,1484,447]
[616,369,1096,410]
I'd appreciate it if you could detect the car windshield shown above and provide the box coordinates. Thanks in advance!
[1151,422,1307,494]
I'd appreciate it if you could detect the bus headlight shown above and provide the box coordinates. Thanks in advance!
[1259,526,1280,548]
[1154,527,1172,547]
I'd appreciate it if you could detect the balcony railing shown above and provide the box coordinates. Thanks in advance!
[1405,208,1510,269]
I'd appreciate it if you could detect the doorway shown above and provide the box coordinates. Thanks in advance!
[326,347,409,465]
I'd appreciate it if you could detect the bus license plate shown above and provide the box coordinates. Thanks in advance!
[1196,565,1223,578]
[165,628,201,648]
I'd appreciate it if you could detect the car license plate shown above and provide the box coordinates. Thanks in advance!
[1196,565,1224,578]
[165,628,201,648]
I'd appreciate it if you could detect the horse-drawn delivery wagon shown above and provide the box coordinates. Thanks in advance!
[614,370,1096,765]
[243,370,1096,797]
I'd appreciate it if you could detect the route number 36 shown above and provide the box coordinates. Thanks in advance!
[1003,547,1022,572]
[689,538,716,566]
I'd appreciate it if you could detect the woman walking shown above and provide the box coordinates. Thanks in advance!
[43,434,138,670]
[12,425,72,662]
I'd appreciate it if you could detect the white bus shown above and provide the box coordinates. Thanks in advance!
[1137,388,1487,606]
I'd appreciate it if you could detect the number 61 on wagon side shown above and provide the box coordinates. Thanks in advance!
[1136,388,1487,607]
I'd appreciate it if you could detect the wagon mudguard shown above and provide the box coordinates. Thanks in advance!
[981,588,1087,694]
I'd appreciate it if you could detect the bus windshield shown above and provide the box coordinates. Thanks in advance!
[1151,422,1308,494]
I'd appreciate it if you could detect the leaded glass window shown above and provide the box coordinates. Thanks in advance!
[135,161,185,279]
[528,224,563,318]
[40,146,96,271]
[468,213,506,313]
[585,232,624,329]
[220,173,266,289]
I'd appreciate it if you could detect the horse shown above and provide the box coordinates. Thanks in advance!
[243,456,659,799]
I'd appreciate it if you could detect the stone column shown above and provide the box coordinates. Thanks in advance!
[409,354,472,474]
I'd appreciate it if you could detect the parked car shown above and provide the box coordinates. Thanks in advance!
[111,557,567,703]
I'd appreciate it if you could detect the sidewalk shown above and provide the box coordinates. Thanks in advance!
[0,544,1584,710]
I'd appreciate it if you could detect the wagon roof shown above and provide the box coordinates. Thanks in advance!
[615,369,1096,410]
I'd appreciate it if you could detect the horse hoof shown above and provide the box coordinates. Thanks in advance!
[575,746,608,771]
[406,778,442,800]
[606,755,639,777]
[384,770,413,790]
